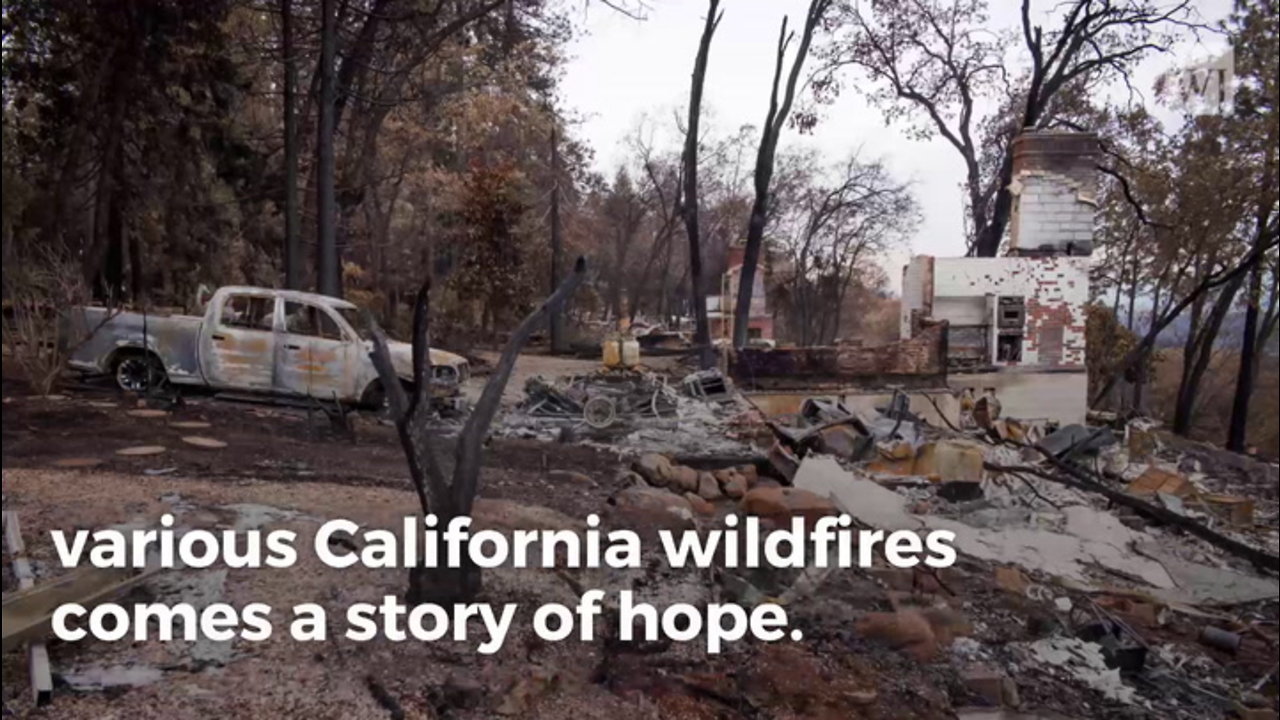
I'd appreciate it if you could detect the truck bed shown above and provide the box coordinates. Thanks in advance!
[64,307,205,383]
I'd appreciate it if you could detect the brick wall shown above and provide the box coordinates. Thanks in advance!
[729,320,948,390]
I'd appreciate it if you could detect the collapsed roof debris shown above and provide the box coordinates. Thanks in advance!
[485,349,1278,717]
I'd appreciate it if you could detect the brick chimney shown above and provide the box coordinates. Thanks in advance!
[1007,130,1099,256]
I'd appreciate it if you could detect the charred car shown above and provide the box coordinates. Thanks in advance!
[64,286,469,411]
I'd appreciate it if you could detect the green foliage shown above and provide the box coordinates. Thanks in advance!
[2,0,575,324]
[2,0,259,305]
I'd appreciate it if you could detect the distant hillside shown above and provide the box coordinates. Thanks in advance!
[1146,309,1280,354]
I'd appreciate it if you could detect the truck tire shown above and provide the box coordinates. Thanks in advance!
[112,351,169,393]
[361,378,412,416]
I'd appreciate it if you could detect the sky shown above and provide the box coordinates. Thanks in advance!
[557,0,1235,292]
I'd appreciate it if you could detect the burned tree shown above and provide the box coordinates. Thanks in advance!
[732,0,831,349]
[315,0,339,297]
[549,126,568,354]
[681,0,723,368]
[991,0,1195,257]
[816,0,1005,256]
[1091,229,1279,408]
[281,0,301,290]
[1225,0,1279,452]
[367,257,587,603]
[770,150,917,346]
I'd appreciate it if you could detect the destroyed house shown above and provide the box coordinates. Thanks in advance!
[726,130,1096,426]
[900,130,1097,425]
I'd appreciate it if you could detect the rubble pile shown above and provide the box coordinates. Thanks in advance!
[8,367,1278,719]
[502,368,759,457]
[585,384,1280,719]
[744,396,1279,719]
[516,372,680,428]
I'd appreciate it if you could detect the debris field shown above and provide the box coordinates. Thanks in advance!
[2,357,1278,720]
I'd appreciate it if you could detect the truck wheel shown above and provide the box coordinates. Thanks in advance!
[114,352,168,393]
[362,379,411,418]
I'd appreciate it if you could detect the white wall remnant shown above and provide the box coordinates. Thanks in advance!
[897,129,1098,424]
[900,255,1090,369]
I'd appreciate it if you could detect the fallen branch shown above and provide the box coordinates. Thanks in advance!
[961,420,1278,571]
[985,460,1279,573]
[3,512,53,706]
[917,392,963,433]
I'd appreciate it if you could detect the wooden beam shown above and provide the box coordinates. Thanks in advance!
[3,511,53,706]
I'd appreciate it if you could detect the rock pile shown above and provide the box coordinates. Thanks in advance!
[619,452,839,524]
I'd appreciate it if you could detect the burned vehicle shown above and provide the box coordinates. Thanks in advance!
[64,286,469,411]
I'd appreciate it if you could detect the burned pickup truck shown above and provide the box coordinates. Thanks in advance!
[64,285,469,411]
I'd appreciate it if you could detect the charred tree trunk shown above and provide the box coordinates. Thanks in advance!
[971,154,1015,257]
[1226,260,1261,452]
[1130,281,1162,413]
[681,0,723,368]
[282,0,301,289]
[315,0,340,297]
[1227,213,1273,451]
[732,0,829,348]
[1093,230,1279,408]
[102,188,126,300]
[1172,275,1242,435]
[549,127,567,354]
[85,65,131,297]
[128,226,145,304]
[367,259,587,604]
[1173,273,1208,432]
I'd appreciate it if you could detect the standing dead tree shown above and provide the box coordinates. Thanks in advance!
[772,151,917,346]
[1225,0,1279,452]
[549,125,568,353]
[315,0,339,297]
[988,0,1195,257]
[681,0,723,368]
[628,142,684,324]
[367,257,587,604]
[732,0,831,349]
[816,0,1005,257]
